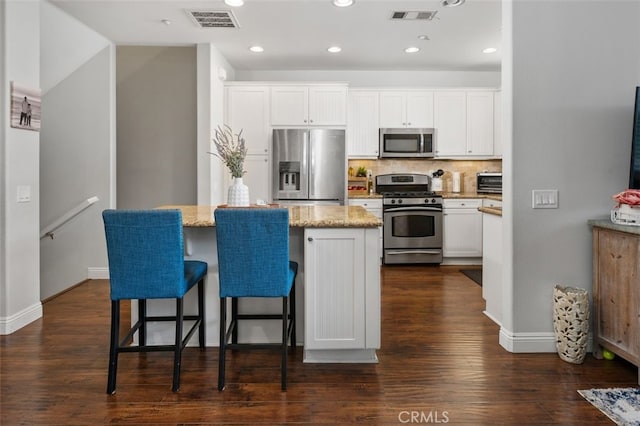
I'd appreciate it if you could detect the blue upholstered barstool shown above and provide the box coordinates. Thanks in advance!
[102,209,207,394]
[214,208,297,391]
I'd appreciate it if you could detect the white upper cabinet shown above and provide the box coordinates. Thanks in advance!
[225,85,270,155]
[347,90,379,158]
[434,90,496,158]
[271,85,347,126]
[379,91,434,128]
[434,91,467,156]
[466,91,494,156]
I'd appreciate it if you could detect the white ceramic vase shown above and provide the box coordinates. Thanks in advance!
[227,177,250,207]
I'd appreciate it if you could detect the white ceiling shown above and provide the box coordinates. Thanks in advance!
[49,0,502,72]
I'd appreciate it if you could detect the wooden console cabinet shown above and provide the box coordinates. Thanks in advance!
[592,223,640,383]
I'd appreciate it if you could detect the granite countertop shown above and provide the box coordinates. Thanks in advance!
[157,205,383,228]
[588,218,640,236]
[479,206,502,216]
[348,193,383,199]
[348,192,502,201]
[439,192,503,201]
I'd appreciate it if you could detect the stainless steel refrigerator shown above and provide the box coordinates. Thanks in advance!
[272,129,346,205]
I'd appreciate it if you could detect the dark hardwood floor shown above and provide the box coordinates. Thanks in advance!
[1,265,635,424]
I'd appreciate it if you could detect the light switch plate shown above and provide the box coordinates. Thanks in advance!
[532,189,558,209]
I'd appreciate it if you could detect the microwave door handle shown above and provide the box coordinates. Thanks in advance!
[419,134,424,153]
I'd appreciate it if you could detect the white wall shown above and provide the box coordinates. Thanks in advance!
[235,69,500,88]
[39,1,114,299]
[503,0,640,351]
[1,0,42,334]
[197,44,236,206]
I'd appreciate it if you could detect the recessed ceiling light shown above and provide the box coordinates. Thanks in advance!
[161,19,171,26]
[417,35,430,41]
[225,0,244,6]
[249,46,264,53]
[327,46,342,53]
[404,47,420,54]
[333,0,354,7]
[482,47,498,54]
[442,0,465,7]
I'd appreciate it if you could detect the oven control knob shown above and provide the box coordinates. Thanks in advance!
[424,199,429,204]
[431,198,436,204]
[398,199,403,204]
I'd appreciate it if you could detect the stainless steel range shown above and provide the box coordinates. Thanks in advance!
[376,174,443,265]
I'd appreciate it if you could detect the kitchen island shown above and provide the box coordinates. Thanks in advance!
[144,205,382,363]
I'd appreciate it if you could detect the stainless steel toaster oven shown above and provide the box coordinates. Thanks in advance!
[477,172,502,194]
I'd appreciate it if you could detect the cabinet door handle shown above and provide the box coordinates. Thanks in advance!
[407,122,412,126]
[308,237,313,242]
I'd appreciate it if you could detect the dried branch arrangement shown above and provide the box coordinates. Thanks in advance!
[209,125,247,178]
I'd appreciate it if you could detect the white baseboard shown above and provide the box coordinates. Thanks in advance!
[441,258,482,266]
[0,302,43,335]
[88,267,109,279]
[499,327,557,353]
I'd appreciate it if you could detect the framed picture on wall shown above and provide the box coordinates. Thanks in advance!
[10,82,41,132]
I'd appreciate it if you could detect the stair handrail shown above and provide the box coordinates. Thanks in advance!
[40,196,99,239]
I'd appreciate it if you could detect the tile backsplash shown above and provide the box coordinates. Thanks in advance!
[348,159,502,193]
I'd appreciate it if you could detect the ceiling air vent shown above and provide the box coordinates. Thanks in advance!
[390,11,438,21]
[186,10,240,28]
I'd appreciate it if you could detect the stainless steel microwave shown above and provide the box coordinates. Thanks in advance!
[379,128,435,158]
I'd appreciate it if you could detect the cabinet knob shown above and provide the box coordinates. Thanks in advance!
[310,119,314,123]
[308,237,313,242]
[304,119,308,123]
[407,122,411,126]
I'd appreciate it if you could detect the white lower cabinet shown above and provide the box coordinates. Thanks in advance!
[443,199,483,258]
[243,155,270,203]
[304,227,380,361]
[482,211,502,325]
[348,198,382,258]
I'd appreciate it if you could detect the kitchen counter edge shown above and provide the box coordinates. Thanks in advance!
[478,206,502,216]
[157,205,383,228]
[588,218,640,236]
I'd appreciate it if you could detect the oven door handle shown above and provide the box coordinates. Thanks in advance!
[384,206,442,213]
[387,250,442,255]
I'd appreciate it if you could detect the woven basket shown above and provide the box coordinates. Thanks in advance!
[553,285,590,364]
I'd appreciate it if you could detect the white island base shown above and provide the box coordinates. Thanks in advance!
[139,205,381,364]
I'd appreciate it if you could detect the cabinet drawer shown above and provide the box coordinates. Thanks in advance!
[349,199,382,209]
[443,199,481,209]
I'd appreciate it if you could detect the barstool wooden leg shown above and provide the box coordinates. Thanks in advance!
[106,300,120,395]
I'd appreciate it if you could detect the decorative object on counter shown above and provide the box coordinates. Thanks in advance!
[348,176,368,195]
[367,170,374,194]
[210,125,249,207]
[452,171,463,193]
[611,189,640,225]
[431,169,444,192]
[552,285,589,364]
[356,166,368,177]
